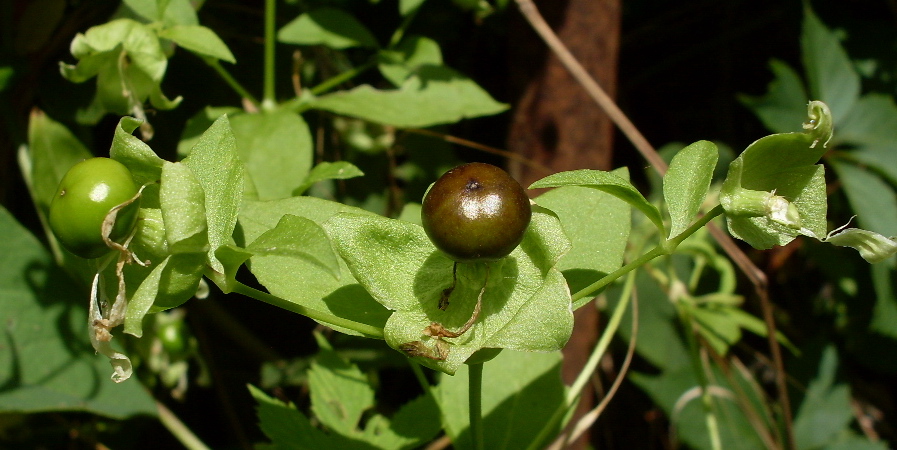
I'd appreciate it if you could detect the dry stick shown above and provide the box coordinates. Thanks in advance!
[406,128,555,176]
[513,1,793,448]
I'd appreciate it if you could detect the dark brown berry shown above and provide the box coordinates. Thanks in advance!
[421,162,531,262]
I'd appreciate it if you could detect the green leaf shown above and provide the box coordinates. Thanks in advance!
[231,111,313,200]
[437,350,566,450]
[238,197,392,336]
[720,101,831,249]
[836,94,897,185]
[0,206,156,418]
[182,115,244,272]
[25,110,93,219]
[294,161,364,196]
[399,0,426,16]
[309,65,508,128]
[531,169,665,235]
[59,19,181,121]
[110,116,166,185]
[278,8,379,49]
[801,6,859,124]
[249,385,334,449]
[378,35,443,87]
[664,141,718,238]
[307,341,375,435]
[159,25,236,63]
[830,161,897,238]
[160,161,209,253]
[247,215,341,279]
[532,169,631,293]
[324,208,572,375]
[793,347,855,450]
[123,0,198,26]
[738,59,809,134]
[177,106,243,159]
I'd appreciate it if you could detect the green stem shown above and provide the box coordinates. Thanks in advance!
[525,273,636,450]
[231,281,384,339]
[571,205,725,310]
[468,362,485,450]
[309,60,377,96]
[157,400,211,450]
[680,307,722,450]
[262,0,276,108]
[205,58,260,108]
[387,5,421,47]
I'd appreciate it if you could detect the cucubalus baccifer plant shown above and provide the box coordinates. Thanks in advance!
[38,100,897,443]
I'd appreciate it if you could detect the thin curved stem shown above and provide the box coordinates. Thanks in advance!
[205,58,260,109]
[157,400,211,450]
[310,59,377,96]
[231,281,385,339]
[526,272,636,450]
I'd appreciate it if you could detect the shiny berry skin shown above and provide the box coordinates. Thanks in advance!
[49,157,140,259]
[421,162,531,262]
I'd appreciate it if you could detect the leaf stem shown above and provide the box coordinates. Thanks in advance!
[205,58,260,108]
[157,400,211,450]
[262,0,276,108]
[468,362,485,450]
[571,205,725,310]
[231,281,385,339]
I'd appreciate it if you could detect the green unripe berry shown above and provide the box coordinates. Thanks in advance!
[421,162,532,262]
[49,157,140,259]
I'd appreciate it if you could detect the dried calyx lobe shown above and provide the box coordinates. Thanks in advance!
[421,162,532,262]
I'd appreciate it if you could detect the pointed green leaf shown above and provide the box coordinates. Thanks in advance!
[159,25,236,63]
[247,214,341,279]
[837,94,897,185]
[378,35,443,86]
[793,347,855,450]
[231,111,313,200]
[294,161,364,196]
[309,65,508,128]
[278,8,379,49]
[739,59,809,134]
[531,169,665,235]
[664,141,718,238]
[26,110,93,215]
[801,6,859,124]
[182,115,243,272]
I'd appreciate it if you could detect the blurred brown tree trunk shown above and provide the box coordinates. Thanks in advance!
[507,0,621,447]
